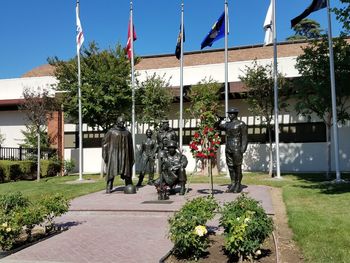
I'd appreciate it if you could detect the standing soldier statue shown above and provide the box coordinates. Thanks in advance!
[102,116,135,194]
[137,128,158,186]
[215,107,248,193]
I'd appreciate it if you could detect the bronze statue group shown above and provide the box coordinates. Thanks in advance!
[102,107,248,200]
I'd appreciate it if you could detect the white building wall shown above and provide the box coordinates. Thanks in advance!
[0,111,27,147]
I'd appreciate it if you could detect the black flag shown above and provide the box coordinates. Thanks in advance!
[291,0,327,28]
[175,25,185,60]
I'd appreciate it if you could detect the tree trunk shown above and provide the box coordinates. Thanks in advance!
[37,131,41,182]
[208,158,213,197]
[267,125,273,177]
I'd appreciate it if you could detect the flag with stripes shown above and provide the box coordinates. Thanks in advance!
[263,0,273,46]
[76,4,84,52]
[126,19,137,60]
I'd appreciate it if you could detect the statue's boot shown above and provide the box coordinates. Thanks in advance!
[106,178,114,193]
[125,176,133,186]
[233,172,242,193]
[136,173,144,187]
[147,174,154,185]
[179,182,186,195]
[226,170,236,193]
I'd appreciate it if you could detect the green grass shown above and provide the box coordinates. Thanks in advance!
[1,172,350,262]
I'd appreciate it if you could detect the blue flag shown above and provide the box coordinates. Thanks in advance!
[201,12,226,50]
[291,0,327,28]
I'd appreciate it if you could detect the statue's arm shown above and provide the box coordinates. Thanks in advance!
[214,115,226,130]
[241,122,248,153]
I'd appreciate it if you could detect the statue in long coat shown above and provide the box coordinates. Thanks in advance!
[102,116,134,193]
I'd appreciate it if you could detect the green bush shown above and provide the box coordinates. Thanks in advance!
[18,161,36,180]
[0,192,70,251]
[38,194,70,230]
[0,161,22,182]
[63,159,75,176]
[40,160,61,178]
[168,196,218,260]
[219,194,274,261]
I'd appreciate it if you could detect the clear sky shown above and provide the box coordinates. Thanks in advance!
[0,0,345,79]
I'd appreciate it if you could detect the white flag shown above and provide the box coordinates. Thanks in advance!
[76,5,84,52]
[263,0,273,46]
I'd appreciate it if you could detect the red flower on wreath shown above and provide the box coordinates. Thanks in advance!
[189,125,221,160]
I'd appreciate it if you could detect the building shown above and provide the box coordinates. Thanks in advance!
[1,40,349,173]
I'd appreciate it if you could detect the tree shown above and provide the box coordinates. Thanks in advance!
[187,78,222,182]
[287,18,324,41]
[49,42,132,132]
[294,37,350,177]
[20,87,58,181]
[136,73,173,127]
[333,0,350,35]
[239,60,288,177]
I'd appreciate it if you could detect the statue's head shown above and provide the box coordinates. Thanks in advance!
[162,119,170,131]
[167,140,177,155]
[146,128,153,138]
[116,116,126,129]
[227,107,239,120]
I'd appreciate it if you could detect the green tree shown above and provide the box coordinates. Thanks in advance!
[49,42,132,132]
[239,60,288,177]
[136,73,173,127]
[287,18,324,41]
[20,87,58,181]
[333,0,350,35]
[294,37,350,177]
[187,78,222,180]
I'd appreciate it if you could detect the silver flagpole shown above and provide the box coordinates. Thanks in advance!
[224,0,228,118]
[272,0,281,178]
[179,0,184,152]
[326,0,341,181]
[77,0,83,181]
[130,0,136,178]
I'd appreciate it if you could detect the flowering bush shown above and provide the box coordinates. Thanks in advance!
[168,196,218,260]
[189,126,221,159]
[219,194,274,261]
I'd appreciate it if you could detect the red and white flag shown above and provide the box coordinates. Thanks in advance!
[125,19,137,60]
[76,4,84,52]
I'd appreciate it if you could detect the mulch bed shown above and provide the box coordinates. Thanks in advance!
[163,233,276,263]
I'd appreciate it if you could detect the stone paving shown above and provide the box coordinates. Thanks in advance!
[0,183,274,263]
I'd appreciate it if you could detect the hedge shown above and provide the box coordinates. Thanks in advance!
[0,160,62,182]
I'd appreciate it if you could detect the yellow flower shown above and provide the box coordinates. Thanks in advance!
[6,227,11,233]
[244,217,251,223]
[2,222,8,228]
[194,225,208,237]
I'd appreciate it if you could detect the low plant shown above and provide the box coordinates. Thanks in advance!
[168,196,218,260]
[219,194,274,261]
[63,159,75,176]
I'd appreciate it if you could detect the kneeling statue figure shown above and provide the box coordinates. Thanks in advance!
[154,141,187,200]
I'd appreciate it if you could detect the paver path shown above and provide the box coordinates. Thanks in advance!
[0,184,273,263]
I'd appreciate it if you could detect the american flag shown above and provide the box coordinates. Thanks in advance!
[76,4,84,52]
[126,19,137,60]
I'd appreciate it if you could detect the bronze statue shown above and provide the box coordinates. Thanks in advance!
[137,128,158,186]
[215,107,248,193]
[102,116,134,193]
[156,119,177,151]
[154,140,187,200]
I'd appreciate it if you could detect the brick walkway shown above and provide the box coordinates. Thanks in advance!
[0,184,274,263]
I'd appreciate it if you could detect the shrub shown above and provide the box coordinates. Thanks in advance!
[168,196,218,260]
[40,160,61,178]
[0,192,29,215]
[38,194,70,231]
[0,161,22,182]
[18,161,36,180]
[219,194,274,261]
[0,214,22,251]
[16,206,45,241]
[63,159,75,176]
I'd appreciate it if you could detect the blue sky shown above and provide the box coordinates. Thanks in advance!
[0,0,345,79]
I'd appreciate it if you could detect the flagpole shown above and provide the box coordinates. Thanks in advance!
[272,0,281,179]
[77,0,83,181]
[224,0,228,118]
[130,0,136,178]
[179,0,184,152]
[326,0,341,181]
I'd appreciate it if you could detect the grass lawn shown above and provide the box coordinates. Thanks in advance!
[0,172,349,262]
